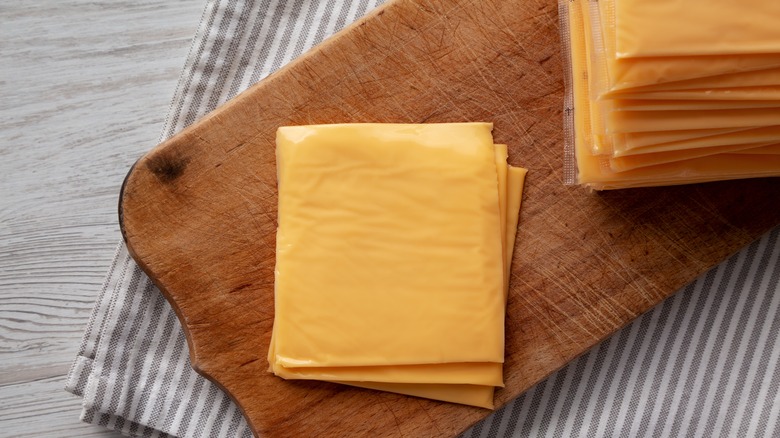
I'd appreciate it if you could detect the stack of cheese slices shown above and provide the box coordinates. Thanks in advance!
[268,123,527,408]
[564,0,780,189]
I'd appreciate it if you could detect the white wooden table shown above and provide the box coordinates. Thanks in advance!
[1,1,204,435]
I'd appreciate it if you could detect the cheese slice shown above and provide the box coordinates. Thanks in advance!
[577,152,780,189]
[609,141,776,172]
[613,128,754,152]
[615,0,780,58]
[614,126,780,156]
[274,123,504,368]
[613,100,780,111]
[611,87,780,102]
[505,166,527,281]
[588,0,780,93]
[606,108,780,134]
[606,68,780,96]
[736,144,780,155]
[269,124,527,407]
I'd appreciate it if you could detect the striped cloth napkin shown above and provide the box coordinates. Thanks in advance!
[65,0,780,436]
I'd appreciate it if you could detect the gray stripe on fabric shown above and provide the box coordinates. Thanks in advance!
[354,0,371,18]
[208,393,234,437]
[312,0,338,46]
[331,0,355,40]
[163,0,224,139]
[469,416,484,438]
[225,405,246,438]
[519,378,548,436]
[484,391,508,437]
[159,351,197,433]
[503,392,528,436]
[145,333,189,433]
[107,280,158,433]
[700,236,768,437]
[94,266,144,425]
[755,241,780,438]
[130,306,181,434]
[534,366,569,436]
[634,265,718,438]
[581,326,634,437]
[192,385,221,438]
[122,288,167,433]
[680,256,741,436]
[613,295,677,437]
[719,231,779,437]
[566,336,614,437]
[66,245,128,397]
[79,244,123,357]
[177,370,207,436]
[737,238,780,438]
[601,303,660,437]
[268,0,308,73]
[247,0,310,85]
[224,0,274,100]
[203,0,255,113]
[288,0,329,61]
[658,241,759,437]
[551,349,595,438]
[182,0,242,128]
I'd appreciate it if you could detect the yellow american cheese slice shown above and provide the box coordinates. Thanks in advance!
[273,123,504,368]
[614,126,780,156]
[736,144,780,155]
[614,127,755,152]
[592,0,780,92]
[606,108,780,134]
[614,100,780,111]
[612,87,780,102]
[615,0,780,57]
[608,68,780,96]
[578,153,780,189]
[268,124,530,407]
[609,141,776,172]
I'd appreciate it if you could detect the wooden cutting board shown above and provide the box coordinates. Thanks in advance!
[119,0,780,436]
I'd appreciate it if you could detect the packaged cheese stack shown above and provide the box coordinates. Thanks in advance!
[561,0,780,189]
[267,123,527,408]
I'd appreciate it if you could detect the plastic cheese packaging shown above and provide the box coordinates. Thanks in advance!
[614,0,780,58]
[560,0,780,188]
[268,123,527,408]
[586,0,780,93]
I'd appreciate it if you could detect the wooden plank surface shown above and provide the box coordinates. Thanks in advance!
[0,0,202,436]
[119,0,780,437]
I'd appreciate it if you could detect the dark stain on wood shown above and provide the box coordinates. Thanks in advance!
[146,152,190,183]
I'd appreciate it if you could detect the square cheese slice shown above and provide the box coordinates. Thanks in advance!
[273,123,506,369]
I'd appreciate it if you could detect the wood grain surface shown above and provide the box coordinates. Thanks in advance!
[119,0,780,437]
[0,1,202,436]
